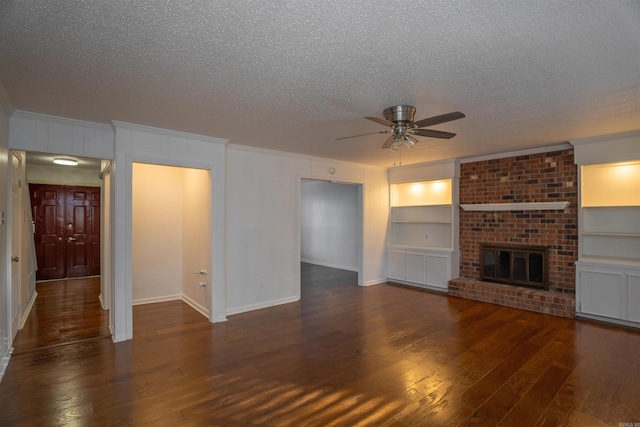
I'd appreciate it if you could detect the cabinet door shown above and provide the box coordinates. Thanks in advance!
[628,274,640,323]
[579,269,625,319]
[388,251,405,281]
[405,253,426,284]
[427,254,449,289]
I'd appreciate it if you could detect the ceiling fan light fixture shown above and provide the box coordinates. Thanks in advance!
[405,134,418,148]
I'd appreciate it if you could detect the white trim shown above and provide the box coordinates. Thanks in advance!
[181,293,209,318]
[20,291,37,329]
[0,351,10,382]
[388,279,448,294]
[576,313,639,329]
[459,143,573,164]
[460,201,571,211]
[132,294,182,306]
[570,129,640,146]
[226,295,300,316]
[11,109,113,131]
[300,259,359,272]
[112,120,228,146]
[363,279,386,287]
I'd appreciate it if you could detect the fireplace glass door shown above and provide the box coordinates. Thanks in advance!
[480,243,548,290]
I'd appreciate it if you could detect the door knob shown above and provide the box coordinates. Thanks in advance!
[68,237,76,241]
[11,256,19,262]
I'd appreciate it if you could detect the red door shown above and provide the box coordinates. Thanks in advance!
[30,184,101,280]
[30,184,66,280]
[66,187,101,278]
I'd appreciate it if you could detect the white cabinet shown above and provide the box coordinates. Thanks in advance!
[577,261,640,326]
[386,170,459,291]
[387,249,452,291]
[571,133,640,327]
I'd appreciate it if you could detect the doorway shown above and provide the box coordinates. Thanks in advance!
[29,184,101,281]
[131,163,212,318]
[10,150,109,347]
[299,179,363,293]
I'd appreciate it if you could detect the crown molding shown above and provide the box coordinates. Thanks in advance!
[111,120,229,146]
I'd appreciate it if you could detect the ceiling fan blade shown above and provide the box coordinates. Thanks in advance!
[365,116,395,127]
[381,134,394,149]
[410,128,456,139]
[412,111,465,128]
[335,130,390,141]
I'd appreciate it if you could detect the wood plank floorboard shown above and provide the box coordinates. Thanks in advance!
[1,265,639,426]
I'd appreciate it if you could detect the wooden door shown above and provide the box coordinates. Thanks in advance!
[30,184,101,280]
[30,184,66,280]
[66,186,101,278]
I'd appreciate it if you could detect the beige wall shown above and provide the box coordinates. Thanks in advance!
[27,164,102,186]
[132,163,210,314]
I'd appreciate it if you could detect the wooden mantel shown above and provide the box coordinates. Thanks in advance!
[459,201,571,211]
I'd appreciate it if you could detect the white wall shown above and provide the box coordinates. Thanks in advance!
[225,146,388,315]
[300,180,359,271]
[0,81,13,379]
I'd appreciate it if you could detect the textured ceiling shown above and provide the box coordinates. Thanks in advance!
[1,1,639,167]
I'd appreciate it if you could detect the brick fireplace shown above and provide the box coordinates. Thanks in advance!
[449,149,578,318]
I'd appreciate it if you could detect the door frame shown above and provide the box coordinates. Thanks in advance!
[297,174,365,297]
[8,151,23,341]
[121,154,221,336]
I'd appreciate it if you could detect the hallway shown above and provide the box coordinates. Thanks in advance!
[11,277,110,355]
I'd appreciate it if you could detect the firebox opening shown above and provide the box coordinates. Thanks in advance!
[480,243,549,290]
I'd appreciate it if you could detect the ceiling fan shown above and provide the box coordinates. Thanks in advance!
[337,105,465,151]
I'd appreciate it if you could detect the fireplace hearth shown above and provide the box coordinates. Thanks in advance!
[480,243,549,290]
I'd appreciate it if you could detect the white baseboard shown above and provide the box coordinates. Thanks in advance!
[181,294,210,319]
[132,294,182,306]
[0,349,11,383]
[133,293,211,320]
[301,259,358,272]
[20,291,38,329]
[226,295,299,316]
[362,279,386,287]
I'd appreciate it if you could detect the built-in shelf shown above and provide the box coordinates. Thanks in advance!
[459,201,571,211]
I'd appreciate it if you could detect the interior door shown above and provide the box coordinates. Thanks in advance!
[30,184,66,280]
[66,186,101,277]
[11,152,23,338]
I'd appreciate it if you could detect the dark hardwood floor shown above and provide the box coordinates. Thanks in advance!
[1,270,639,426]
[11,277,110,355]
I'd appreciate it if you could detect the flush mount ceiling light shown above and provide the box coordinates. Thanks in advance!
[53,158,78,166]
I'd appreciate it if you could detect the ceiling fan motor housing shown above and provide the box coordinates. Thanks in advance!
[383,105,416,125]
